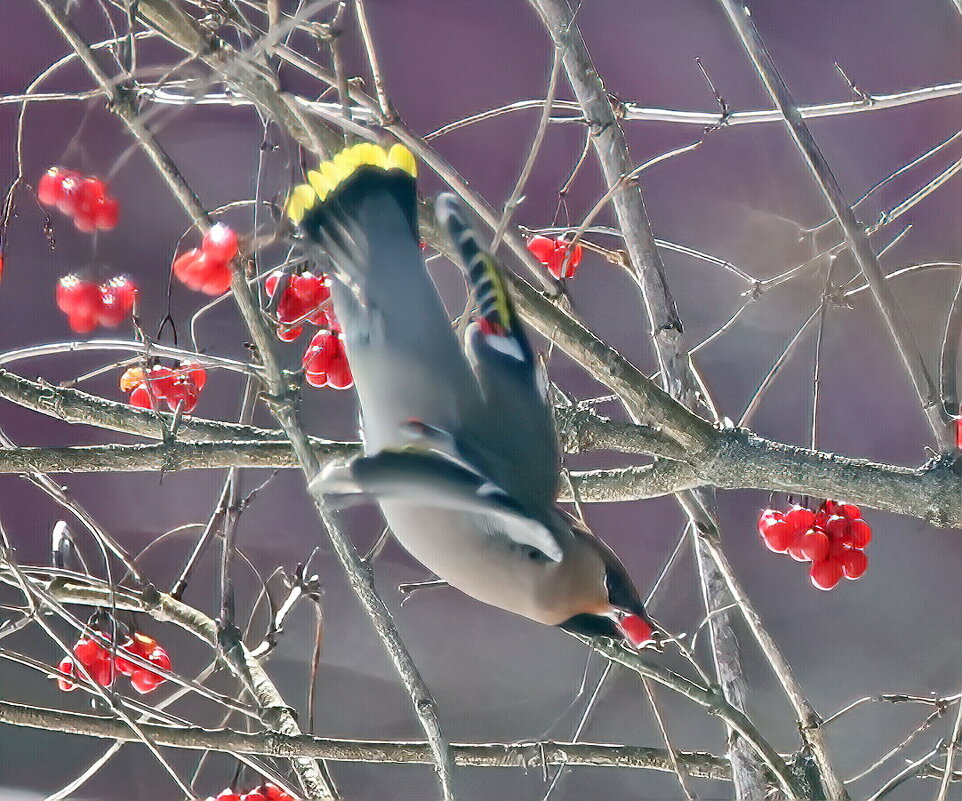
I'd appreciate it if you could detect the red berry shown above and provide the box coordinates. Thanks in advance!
[95,195,119,230]
[114,642,138,677]
[203,223,239,263]
[615,613,653,648]
[278,325,303,342]
[824,515,850,541]
[129,383,154,409]
[549,239,583,279]
[56,657,78,692]
[786,542,809,562]
[848,518,872,549]
[840,549,868,580]
[73,637,107,667]
[57,275,102,330]
[784,505,816,533]
[37,168,67,206]
[183,363,207,391]
[265,271,281,296]
[955,417,962,450]
[838,504,861,520]
[244,793,267,801]
[798,528,830,562]
[214,791,242,801]
[98,276,138,327]
[261,785,290,801]
[146,365,176,399]
[526,235,555,264]
[810,558,843,590]
[56,171,84,216]
[303,330,352,389]
[759,518,794,552]
[130,668,164,694]
[166,377,200,413]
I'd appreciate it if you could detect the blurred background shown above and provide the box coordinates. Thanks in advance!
[0,1,959,799]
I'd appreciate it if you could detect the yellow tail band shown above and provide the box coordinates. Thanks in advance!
[286,142,417,225]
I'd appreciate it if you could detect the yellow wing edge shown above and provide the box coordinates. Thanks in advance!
[286,142,417,225]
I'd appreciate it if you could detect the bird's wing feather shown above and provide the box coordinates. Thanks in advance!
[312,448,563,562]
[435,194,561,507]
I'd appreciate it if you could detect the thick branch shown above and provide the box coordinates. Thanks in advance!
[0,700,732,780]
[2,372,959,525]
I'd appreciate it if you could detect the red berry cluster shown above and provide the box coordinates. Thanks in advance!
[265,269,331,341]
[758,500,871,590]
[37,167,119,232]
[302,327,352,389]
[57,632,171,694]
[121,362,207,413]
[204,783,293,801]
[56,274,138,333]
[526,234,584,279]
[173,223,239,295]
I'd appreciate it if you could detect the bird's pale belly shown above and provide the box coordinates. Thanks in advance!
[379,501,596,627]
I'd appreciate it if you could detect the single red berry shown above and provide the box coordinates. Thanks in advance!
[98,276,138,327]
[73,178,107,233]
[838,504,861,521]
[56,171,84,216]
[265,271,281,296]
[114,640,138,677]
[615,613,653,648]
[784,505,816,533]
[146,365,176,399]
[165,377,200,413]
[798,528,830,562]
[56,657,78,692]
[129,383,154,409]
[840,549,868,580]
[824,515,850,541]
[37,167,67,206]
[758,514,794,552]
[73,637,107,668]
[201,264,234,295]
[848,518,872,549]
[130,668,164,694]
[95,195,119,230]
[57,275,102,330]
[955,417,962,449]
[278,325,303,342]
[549,239,583,279]
[203,223,239,263]
[183,363,207,391]
[526,235,556,264]
[810,558,843,591]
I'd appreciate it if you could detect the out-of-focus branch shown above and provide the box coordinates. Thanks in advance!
[425,80,962,138]
[718,0,951,450]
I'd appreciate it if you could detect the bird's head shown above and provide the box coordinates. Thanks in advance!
[555,515,661,651]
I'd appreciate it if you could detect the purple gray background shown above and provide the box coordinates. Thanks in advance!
[0,1,959,799]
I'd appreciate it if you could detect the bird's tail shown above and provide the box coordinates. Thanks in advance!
[435,193,526,345]
[285,142,419,287]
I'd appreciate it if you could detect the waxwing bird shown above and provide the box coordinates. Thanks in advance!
[286,142,657,649]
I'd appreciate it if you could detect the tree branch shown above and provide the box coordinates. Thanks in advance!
[0,699,734,779]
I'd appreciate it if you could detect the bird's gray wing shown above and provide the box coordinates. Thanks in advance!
[435,193,560,509]
[312,448,563,562]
